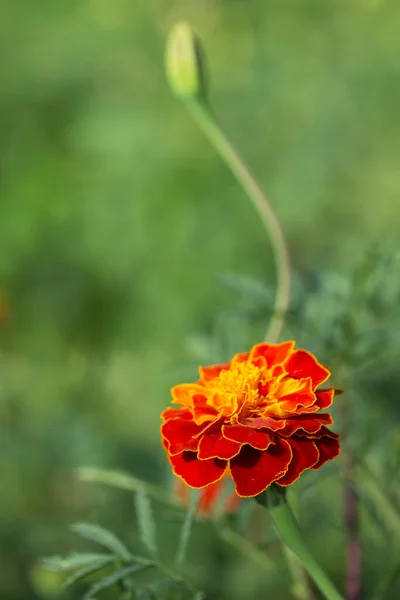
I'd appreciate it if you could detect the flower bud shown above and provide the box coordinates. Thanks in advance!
[165,21,206,101]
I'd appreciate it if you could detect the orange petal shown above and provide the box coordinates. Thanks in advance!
[250,341,295,369]
[231,352,250,364]
[198,430,241,460]
[192,393,220,425]
[285,349,330,388]
[276,377,316,410]
[315,388,335,410]
[161,407,192,422]
[171,383,205,406]
[169,451,227,488]
[161,417,210,455]
[276,437,319,486]
[199,362,230,384]
[240,416,288,432]
[230,438,292,497]
[278,414,333,436]
[222,423,272,451]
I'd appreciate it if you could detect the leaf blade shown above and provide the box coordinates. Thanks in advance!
[71,522,131,561]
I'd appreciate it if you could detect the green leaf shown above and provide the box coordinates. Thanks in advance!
[77,468,178,509]
[71,522,131,561]
[41,553,113,571]
[83,564,153,600]
[134,490,158,558]
[63,557,114,589]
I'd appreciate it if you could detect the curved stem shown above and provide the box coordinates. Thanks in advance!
[265,489,344,600]
[185,100,291,343]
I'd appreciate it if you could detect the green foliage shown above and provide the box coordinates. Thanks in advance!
[71,522,132,561]
[1,1,400,599]
[134,491,158,558]
[42,553,114,571]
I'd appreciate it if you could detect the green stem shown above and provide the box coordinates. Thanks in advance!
[175,489,200,569]
[263,489,344,600]
[185,100,291,343]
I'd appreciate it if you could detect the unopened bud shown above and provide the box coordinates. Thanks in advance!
[165,21,206,101]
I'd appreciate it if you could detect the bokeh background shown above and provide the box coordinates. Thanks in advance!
[1,0,400,598]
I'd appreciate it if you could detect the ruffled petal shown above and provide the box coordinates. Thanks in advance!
[222,423,272,451]
[231,352,250,364]
[250,341,295,369]
[285,349,330,388]
[312,436,340,469]
[239,416,288,432]
[192,393,220,425]
[199,363,230,384]
[278,413,333,436]
[277,437,320,486]
[276,377,316,411]
[161,417,209,455]
[230,438,292,497]
[171,384,205,407]
[198,430,241,460]
[315,389,335,410]
[161,407,192,422]
[305,425,340,440]
[169,451,227,488]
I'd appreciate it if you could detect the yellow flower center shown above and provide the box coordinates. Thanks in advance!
[208,362,264,416]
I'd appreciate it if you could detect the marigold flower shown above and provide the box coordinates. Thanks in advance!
[161,342,340,498]
[174,475,240,518]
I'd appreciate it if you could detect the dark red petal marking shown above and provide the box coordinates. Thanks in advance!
[169,451,227,488]
[198,430,241,460]
[223,423,272,451]
[285,349,330,388]
[312,436,340,469]
[277,437,320,486]
[230,438,292,497]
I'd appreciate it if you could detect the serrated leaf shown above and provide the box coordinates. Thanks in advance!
[134,490,158,558]
[71,522,131,561]
[63,557,114,589]
[83,564,153,600]
[41,553,113,571]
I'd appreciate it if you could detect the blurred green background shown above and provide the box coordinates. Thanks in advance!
[1,0,400,598]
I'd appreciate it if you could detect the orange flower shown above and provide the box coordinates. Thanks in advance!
[161,342,340,498]
[174,475,240,517]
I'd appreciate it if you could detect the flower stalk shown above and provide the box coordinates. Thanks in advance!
[185,100,291,343]
[257,486,345,600]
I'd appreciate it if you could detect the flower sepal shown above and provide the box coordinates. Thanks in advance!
[255,482,287,509]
